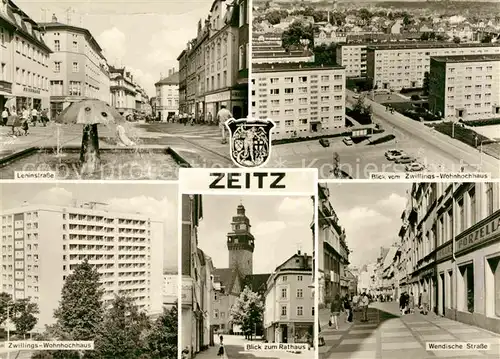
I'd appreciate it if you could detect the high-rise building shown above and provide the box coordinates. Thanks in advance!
[40,17,110,118]
[0,202,164,331]
[429,54,500,120]
[252,63,346,140]
[336,44,367,78]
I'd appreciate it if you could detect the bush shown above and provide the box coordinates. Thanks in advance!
[400,87,423,94]
[463,118,500,127]
[272,132,350,145]
[410,94,420,101]
[368,134,396,145]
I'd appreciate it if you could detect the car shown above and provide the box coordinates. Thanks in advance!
[396,156,415,164]
[406,162,425,171]
[386,150,405,160]
[343,137,354,146]
[319,138,330,147]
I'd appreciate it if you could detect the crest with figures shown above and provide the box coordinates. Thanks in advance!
[225,118,275,168]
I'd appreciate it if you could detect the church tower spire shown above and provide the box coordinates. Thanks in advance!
[227,203,254,277]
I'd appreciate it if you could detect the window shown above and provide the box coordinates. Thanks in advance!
[297,275,303,281]
[270,89,279,95]
[281,288,287,299]
[284,88,293,94]
[459,263,474,313]
[296,306,303,316]
[69,81,81,96]
[280,305,287,316]
[486,257,500,317]
[282,276,287,281]
[469,188,476,225]
[54,62,61,73]
[486,183,494,216]
[458,198,464,233]
[72,62,79,72]
[72,41,78,51]
[54,40,60,51]
[296,289,303,298]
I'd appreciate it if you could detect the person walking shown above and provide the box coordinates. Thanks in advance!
[399,292,406,315]
[21,107,29,135]
[343,295,353,322]
[329,294,341,330]
[31,107,38,126]
[408,292,415,314]
[217,335,225,356]
[421,288,429,315]
[217,105,232,144]
[207,112,213,125]
[2,107,8,126]
[361,292,370,322]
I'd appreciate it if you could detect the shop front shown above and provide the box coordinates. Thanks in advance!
[205,88,247,121]
[0,81,13,111]
[13,86,49,112]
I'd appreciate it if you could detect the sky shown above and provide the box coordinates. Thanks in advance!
[16,0,215,96]
[0,182,178,270]
[325,183,411,269]
[197,195,314,274]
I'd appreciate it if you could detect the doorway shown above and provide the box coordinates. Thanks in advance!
[281,324,288,343]
[232,105,242,119]
[311,123,318,132]
[440,273,445,315]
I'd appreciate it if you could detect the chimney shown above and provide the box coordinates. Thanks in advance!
[298,249,301,255]
[52,13,57,22]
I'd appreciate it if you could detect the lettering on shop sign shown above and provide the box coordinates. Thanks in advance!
[436,242,453,261]
[23,87,40,94]
[456,213,500,253]
[208,172,286,189]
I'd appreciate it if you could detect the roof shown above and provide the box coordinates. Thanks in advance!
[39,21,104,56]
[430,54,500,63]
[367,42,500,51]
[242,274,270,294]
[155,72,179,86]
[213,268,240,295]
[253,51,313,58]
[253,62,343,73]
[383,247,398,270]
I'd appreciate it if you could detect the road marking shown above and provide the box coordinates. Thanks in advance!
[382,341,422,350]
[340,337,377,345]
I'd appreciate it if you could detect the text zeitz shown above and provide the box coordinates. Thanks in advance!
[209,172,286,189]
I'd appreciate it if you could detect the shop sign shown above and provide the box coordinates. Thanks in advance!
[456,211,500,254]
[0,81,12,93]
[23,87,40,95]
[419,267,435,280]
[182,281,193,305]
[205,91,231,103]
[231,90,246,100]
[436,242,453,261]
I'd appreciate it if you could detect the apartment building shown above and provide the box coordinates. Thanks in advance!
[252,63,346,140]
[264,251,314,344]
[366,42,500,91]
[0,202,164,332]
[314,29,347,47]
[40,17,110,118]
[335,44,367,78]
[109,66,137,115]
[317,184,349,306]
[253,46,315,64]
[399,183,500,334]
[252,32,282,47]
[0,0,51,113]
[154,69,179,121]
[429,54,500,120]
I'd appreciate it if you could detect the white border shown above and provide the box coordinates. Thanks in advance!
[318,178,500,184]
[248,0,253,118]
[177,168,318,359]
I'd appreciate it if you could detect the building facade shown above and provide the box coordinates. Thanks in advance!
[252,63,346,140]
[317,184,349,306]
[429,55,500,121]
[163,270,178,308]
[0,0,51,114]
[367,43,500,91]
[264,252,314,344]
[40,18,110,118]
[0,202,164,332]
[154,69,179,121]
[177,49,188,114]
[399,183,500,334]
[336,44,367,78]
[109,66,137,115]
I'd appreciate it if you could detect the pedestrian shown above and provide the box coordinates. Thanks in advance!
[409,292,415,314]
[217,105,232,144]
[207,112,213,125]
[399,292,406,315]
[21,107,29,135]
[41,108,49,126]
[2,107,8,126]
[31,107,38,126]
[421,288,429,315]
[352,293,359,311]
[217,335,225,356]
[418,292,422,309]
[329,294,341,330]
[361,292,369,322]
[343,295,352,322]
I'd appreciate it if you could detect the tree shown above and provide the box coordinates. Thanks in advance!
[351,95,372,125]
[0,292,13,327]
[265,10,283,25]
[53,260,104,342]
[403,15,412,26]
[453,36,461,44]
[420,32,430,41]
[281,21,314,50]
[481,34,493,43]
[313,44,337,66]
[93,295,150,359]
[423,71,430,96]
[229,286,264,340]
[11,298,39,338]
[146,304,178,359]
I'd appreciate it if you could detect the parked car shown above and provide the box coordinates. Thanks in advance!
[319,138,330,147]
[343,137,353,146]
[396,156,415,164]
[386,150,405,160]
[406,162,425,171]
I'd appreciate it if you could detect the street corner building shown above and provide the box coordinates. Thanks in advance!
[177,0,249,122]
[0,0,52,113]
[398,182,500,334]
[0,201,165,332]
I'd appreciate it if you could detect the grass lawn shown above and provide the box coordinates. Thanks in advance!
[428,122,500,160]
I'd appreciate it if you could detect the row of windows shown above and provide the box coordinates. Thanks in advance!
[267,85,343,95]
[280,287,308,299]
[14,37,49,66]
[54,61,80,73]
[280,305,313,317]
[14,67,48,91]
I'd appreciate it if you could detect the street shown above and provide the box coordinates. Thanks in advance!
[319,302,500,359]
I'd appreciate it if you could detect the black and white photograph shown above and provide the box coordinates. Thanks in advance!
[181,194,316,359]
[0,181,178,359]
[251,0,500,179]
[0,0,249,180]
[316,181,500,359]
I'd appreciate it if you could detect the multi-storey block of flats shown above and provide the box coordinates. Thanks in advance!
[399,182,500,334]
[0,201,164,332]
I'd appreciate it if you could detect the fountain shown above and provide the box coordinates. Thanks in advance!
[0,100,189,180]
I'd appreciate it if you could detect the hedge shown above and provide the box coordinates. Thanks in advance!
[272,132,350,145]
[463,118,500,127]
[368,134,396,145]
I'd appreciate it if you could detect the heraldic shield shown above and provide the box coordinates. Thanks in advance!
[225,118,275,168]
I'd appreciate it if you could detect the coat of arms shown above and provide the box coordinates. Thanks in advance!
[225,118,275,168]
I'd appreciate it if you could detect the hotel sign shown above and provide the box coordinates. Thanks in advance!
[23,87,41,95]
[436,242,453,262]
[456,210,500,254]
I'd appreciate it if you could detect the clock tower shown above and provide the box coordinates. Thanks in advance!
[227,204,254,277]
